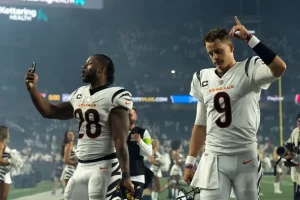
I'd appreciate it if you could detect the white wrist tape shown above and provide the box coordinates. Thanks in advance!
[185,156,196,166]
[248,35,260,48]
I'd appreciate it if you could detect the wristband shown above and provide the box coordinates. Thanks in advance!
[245,33,253,42]
[185,156,196,166]
[121,172,130,180]
[184,165,194,169]
[248,35,260,48]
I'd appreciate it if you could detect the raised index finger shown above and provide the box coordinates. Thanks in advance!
[234,16,241,25]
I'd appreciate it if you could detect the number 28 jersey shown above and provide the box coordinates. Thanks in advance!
[190,56,278,155]
[69,85,133,161]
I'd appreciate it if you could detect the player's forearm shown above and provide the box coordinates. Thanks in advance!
[110,107,131,173]
[0,159,10,166]
[28,86,73,119]
[64,159,77,166]
[27,86,54,118]
[115,140,130,173]
[247,35,286,77]
[268,56,286,77]
[188,124,206,157]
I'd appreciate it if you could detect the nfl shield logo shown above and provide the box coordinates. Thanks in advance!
[219,80,223,85]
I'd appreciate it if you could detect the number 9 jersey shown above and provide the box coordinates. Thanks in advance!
[69,86,133,161]
[190,56,278,155]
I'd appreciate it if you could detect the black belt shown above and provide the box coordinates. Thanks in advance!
[78,153,117,163]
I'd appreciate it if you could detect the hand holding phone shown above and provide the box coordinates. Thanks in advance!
[25,62,38,89]
[31,62,36,73]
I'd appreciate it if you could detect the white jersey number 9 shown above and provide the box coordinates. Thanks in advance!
[213,92,232,128]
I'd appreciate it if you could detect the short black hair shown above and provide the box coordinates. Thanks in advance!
[93,54,115,85]
[171,140,181,151]
[202,28,232,46]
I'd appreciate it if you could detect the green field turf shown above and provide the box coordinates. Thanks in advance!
[8,175,294,200]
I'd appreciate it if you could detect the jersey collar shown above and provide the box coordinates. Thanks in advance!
[214,62,238,78]
[89,84,110,95]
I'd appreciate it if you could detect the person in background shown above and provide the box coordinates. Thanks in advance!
[169,140,184,199]
[273,146,283,194]
[149,139,162,200]
[51,157,64,195]
[0,126,21,200]
[60,131,77,189]
[284,112,300,200]
[119,107,153,200]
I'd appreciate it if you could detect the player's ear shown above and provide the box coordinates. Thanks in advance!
[229,43,234,52]
[99,66,106,74]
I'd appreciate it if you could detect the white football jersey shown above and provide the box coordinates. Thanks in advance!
[190,56,278,155]
[69,85,133,161]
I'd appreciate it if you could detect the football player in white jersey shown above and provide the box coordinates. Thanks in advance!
[25,54,134,200]
[184,16,286,200]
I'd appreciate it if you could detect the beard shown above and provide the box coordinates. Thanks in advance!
[82,70,97,83]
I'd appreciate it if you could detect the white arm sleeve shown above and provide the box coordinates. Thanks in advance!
[190,72,204,102]
[250,56,278,89]
[190,72,207,126]
[195,101,207,126]
[138,130,152,157]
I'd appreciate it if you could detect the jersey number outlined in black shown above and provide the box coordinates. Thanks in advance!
[213,92,232,128]
[74,108,101,139]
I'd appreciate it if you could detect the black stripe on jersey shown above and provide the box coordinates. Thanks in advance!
[196,70,201,82]
[111,165,121,176]
[257,155,263,199]
[111,89,129,103]
[254,57,261,64]
[257,172,262,192]
[72,89,79,97]
[106,179,120,198]
[124,97,132,101]
[245,57,253,77]
[112,162,118,168]
[120,93,131,99]
[257,159,261,173]
[107,179,120,195]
